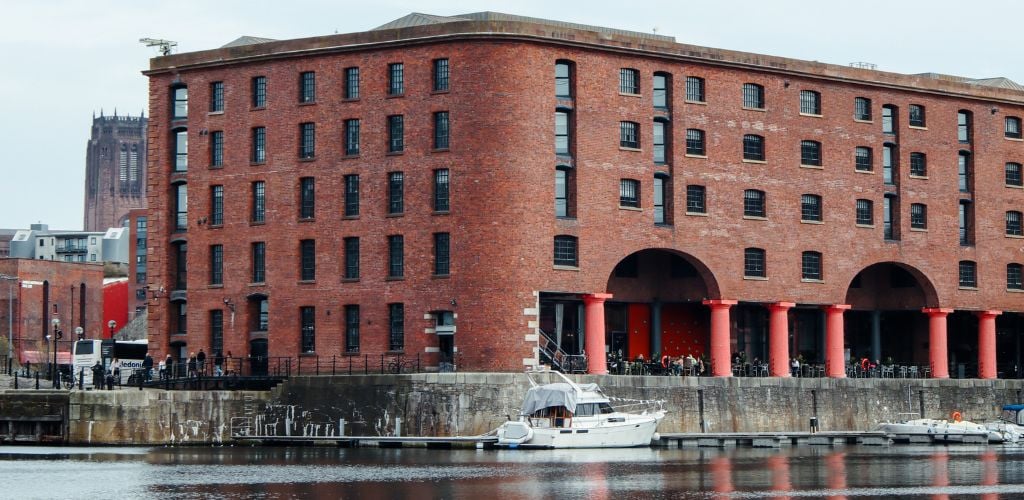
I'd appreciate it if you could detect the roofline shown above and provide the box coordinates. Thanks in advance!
[144,19,1024,105]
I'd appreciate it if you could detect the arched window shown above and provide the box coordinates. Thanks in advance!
[743,189,766,217]
[742,83,764,109]
[743,134,764,161]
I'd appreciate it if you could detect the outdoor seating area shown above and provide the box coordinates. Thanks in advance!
[602,353,941,379]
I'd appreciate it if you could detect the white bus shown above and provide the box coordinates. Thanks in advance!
[72,339,149,386]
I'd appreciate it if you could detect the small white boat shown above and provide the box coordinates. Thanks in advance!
[876,414,1000,443]
[495,369,665,449]
[984,404,1024,444]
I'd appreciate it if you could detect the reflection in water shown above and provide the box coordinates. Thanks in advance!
[1,445,1024,499]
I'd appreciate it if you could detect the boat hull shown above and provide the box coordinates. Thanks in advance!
[497,412,664,449]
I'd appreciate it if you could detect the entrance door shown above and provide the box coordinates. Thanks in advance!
[249,339,268,376]
[436,311,456,371]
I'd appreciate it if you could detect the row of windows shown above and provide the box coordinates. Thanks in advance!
[176,59,451,118]
[603,68,1024,141]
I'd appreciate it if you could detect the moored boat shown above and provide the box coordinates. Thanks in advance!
[495,369,665,449]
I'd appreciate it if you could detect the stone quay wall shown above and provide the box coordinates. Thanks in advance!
[3,375,1023,445]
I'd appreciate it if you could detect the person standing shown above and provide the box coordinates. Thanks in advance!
[213,351,224,377]
[142,353,154,381]
[91,361,104,390]
[165,354,174,379]
[187,352,198,378]
[197,349,207,377]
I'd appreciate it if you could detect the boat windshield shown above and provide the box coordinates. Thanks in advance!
[575,403,616,416]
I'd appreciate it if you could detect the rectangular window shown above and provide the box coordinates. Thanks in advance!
[300,71,315,103]
[958,111,971,143]
[1008,211,1023,236]
[686,185,706,214]
[174,130,188,171]
[883,196,896,240]
[174,243,187,290]
[434,169,450,212]
[959,261,977,288]
[620,179,639,208]
[388,172,404,214]
[800,141,821,166]
[619,68,639,94]
[173,87,188,119]
[252,76,266,108]
[251,242,266,283]
[210,185,224,225]
[389,303,405,351]
[555,111,570,154]
[256,298,269,332]
[210,310,224,355]
[175,302,187,335]
[653,73,668,108]
[960,201,972,246]
[854,97,871,121]
[251,127,266,163]
[344,174,359,217]
[210,81,224,112]
[882,105,895,134]
[685,76,705,102]
[555,61,572,98]
[345,67,359,99]
[1006,117,1022,139]
[553,236,578,267]
[909,104,926,127]
[856,198,872,226]
[883,145,895,185]
[210,131,223,167]
[686,129,705,156]
[388,115,404,153]
[300,239,315,281]
[801,194,821,222]
[345,305,360,353]
[744,190,765,218]
[210,244,223,285]
[388,235,404,278]
[1006,163,1023,187]
[742,83,764,109]
[175,184,188,231]
[300,306,315,353]
[653,176,668,225]
[799,90,820,115]
[959,153,971,192]
[855,147,873,172]
[345,119,360,155]
[299,122,315,159]
[910,203,927,229]
[653,121,666,163]
[434,232,450,276]
[433,58,449,92]
[744,248,766,278]
[620,121,639,148]
[1008,264,1024,290]
[389,63,404,96]
[251,181,265,223]
[743,134,764,161]
[909,152,926,177]
[299,177,315,219]
[344,237,359,280]
[801,251,822,280]
[434,111,450,149]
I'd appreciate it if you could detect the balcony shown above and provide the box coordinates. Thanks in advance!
[55,245,88,254]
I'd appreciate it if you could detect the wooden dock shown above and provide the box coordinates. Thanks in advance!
[234,434,499,449]
[656,431,892,448]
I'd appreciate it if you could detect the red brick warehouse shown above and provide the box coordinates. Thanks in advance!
[143,12,1024,377]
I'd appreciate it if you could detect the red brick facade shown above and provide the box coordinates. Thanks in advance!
[144,15,1024,374]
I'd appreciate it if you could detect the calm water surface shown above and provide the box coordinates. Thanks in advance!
[1,444,1023,499]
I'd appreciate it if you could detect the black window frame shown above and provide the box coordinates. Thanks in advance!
[619,68,639,94]
[553,235,578,267]
[345,67,360,100]
[801,194,822,222]
[210,81,224,112]
[619,121,639,149]
[653,174,669,225]
[388,115,404,153]
[299,177,315,220]
[433,58,449,92]
[299,71,316,103]
[653,72,669,109]
[743,134,764,161]
[210,184,224,226]
[433,169,450,213]
[300,306,315,353]
[345,305,360,353]
[343,237,359,280]
[555,111,570,155]
[743,189,766,218]
[388,171,404,215]
[210,244,223,285]
[388,63,404,96]
[744,248,766,278]
[555,166,573,218]
[883,195,898,241]
[388,235,404,279]
[300,239,315,281]
[1008,211,1023,236]
[800,140,821,166]
[1008,264,1024,291]
[908,104,926,127]
[959,261,978,288]
[856,199,874,225]
[299,122,315,159]
[619,179,640,208]
[345,118,360,156]
[173,129,188,172]
[883,144,896,185]
[251,126,266,164]
[434,232,450,276]
[210,130,223,167]
[742,83,764,109]
[251,241,266,283]
[344,174,359,217]
[855,146,873,172]
[960,200,973,246]
[555,61,572,98]
[910,203,927,230]
[959,152,971,192]
[685,76,705,103]
[653,120,667,163]
[251,181,265,223]
[210,310,224,355]
[1006,116,1022,139]
[1006,162,1023,187]
[686,185,706,214]
[801,251,822,281]
[252,76,266,108]
[686,128,705,156]
[799,90,821,115]
[433,111,450,150]
[909,152,927,177]
[172,86,188,119]
[958,110,972,143]
[854,97,871,121]
[388,303,404,351]
[881,105,896,134]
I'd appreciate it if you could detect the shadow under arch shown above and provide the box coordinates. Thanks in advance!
[844,261,940,310]
[604,248,721,302]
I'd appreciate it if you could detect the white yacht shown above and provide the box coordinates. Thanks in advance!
[876,414,1005,443]
[983,404,1024,443]
[495,369,665,448]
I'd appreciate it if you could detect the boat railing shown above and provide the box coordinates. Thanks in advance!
[608,397,666,415]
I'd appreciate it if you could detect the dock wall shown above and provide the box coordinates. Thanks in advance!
[2,374,1022,444]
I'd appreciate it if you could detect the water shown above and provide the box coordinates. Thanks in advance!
[1,445,1023,499]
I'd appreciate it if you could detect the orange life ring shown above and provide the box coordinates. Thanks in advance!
[951,411,962,423]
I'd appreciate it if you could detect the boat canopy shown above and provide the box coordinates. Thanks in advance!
[1003,404,1024,412]
[521,382,600,415]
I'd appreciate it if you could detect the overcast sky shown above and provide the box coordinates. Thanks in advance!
[2,0,1022,230]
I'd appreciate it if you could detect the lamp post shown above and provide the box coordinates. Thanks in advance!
[108,320,117,339]
[50,318,61,388]
[75,326,84,341]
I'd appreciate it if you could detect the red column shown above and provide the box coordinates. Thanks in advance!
[923,308,952,379]
[583,293,613,375]
[824,304,850,378]
[977,310,1002,379]
[703,299,737,377]
[768,302,794,377]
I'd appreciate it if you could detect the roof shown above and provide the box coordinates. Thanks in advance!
[221,36,277,48]
[373,11,674,42]
[916,73,1024,91]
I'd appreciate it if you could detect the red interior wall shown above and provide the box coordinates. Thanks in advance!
[627,303,650,360]
[660,303,708,358]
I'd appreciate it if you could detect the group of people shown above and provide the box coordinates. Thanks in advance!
[662,354,706,376]
[157,349,229,380]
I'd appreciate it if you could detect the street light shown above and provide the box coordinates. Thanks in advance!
[51,318,62,388]
[75,326,84,341]
[108,320,117,339]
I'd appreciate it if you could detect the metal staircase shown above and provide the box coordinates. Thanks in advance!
[537,329,587,373]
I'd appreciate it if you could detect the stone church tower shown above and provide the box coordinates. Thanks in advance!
[83,111,148,231]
